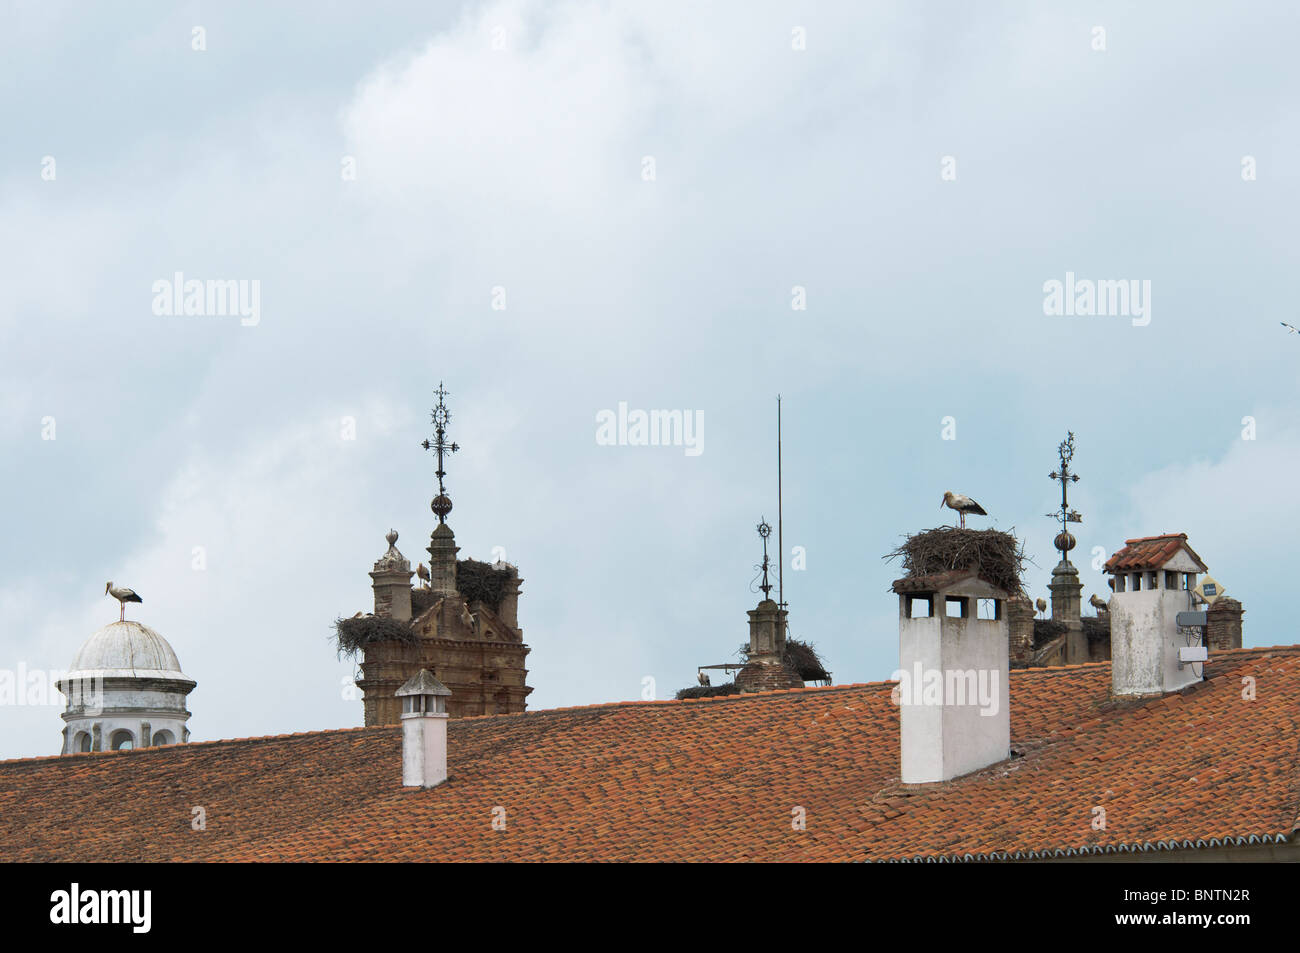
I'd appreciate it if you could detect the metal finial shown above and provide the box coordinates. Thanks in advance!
[1045,432,1083,563]
[421,382,460,524]
[757,519,773,598]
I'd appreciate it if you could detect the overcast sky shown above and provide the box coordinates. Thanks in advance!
[2,0,1298,760]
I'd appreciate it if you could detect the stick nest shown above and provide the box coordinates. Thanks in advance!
[1033,619,1067,648]
[884,526,1028,595]
[674,682,745,700]
[456,559,516,613]
[334,615,418,659]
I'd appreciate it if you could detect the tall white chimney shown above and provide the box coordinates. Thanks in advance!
[396,670,452,788]
[892,570,1010,784]
[1104,534,1208,697]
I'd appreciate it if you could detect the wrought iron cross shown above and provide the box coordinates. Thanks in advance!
[756,519,773,599]
[421,382,459,523]
[1046,431,1083,556]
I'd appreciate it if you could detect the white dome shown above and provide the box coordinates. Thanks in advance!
[68,620,190,680]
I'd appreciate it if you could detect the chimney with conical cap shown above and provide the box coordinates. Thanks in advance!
[397,670,452,788]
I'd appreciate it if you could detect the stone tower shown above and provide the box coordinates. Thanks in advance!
[735,519,802,693]
[355,384,532,723]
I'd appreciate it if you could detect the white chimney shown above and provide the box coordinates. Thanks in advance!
[893,570,1010,784]
[396,670,452,788]
[1105,534,1208,697]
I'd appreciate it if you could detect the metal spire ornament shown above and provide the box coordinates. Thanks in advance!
[756,519,774,599]
[1046,431,1083,564]
[421,382,459,524]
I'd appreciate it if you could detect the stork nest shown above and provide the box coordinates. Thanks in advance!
[408,559,516,616]
[675,682,744,700]
[410,587,438,617]
[1033,618,1067,648]
[884,526,1027,596]
[456,559,515,613]
[334,615,418,659]
[1082,616,1111,642]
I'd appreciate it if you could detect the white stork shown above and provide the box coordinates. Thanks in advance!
[697,671,711,687]
[105,582,142,622]
[941,491,987,529]
[1282,322,1298,335]
[416,563,431,588]
[1035,597,1047,619]
[1089,593,1109,614]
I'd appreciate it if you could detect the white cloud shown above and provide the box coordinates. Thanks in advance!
[0,398,413,759]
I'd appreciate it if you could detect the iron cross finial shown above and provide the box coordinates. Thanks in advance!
[756,519,773,599]
[422,381,459,524]
[1045,431,1083,562]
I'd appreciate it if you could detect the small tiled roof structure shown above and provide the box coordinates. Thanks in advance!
[2,646,1298,862]
[1103,533,1208,573]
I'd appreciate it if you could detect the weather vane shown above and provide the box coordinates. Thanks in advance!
[421,382,459,524]
[756,519,774,599]
[1046,431,1083,563]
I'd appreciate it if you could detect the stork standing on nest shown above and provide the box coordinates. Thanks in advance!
[941,491,987,529]
[105,582,142,622]
[1089,593,1109,614]
[697,671,710,687]
[417,563,430,588]
[1035,597,1048,619]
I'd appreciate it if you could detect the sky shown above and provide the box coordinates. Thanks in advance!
[1,0,1298,760]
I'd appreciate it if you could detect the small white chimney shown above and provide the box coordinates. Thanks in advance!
[396,670,452,788]
[1105,534,1208,697]
[892,570,1010,784]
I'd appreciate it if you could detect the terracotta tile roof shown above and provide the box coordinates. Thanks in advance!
[2,646,1298,862]
[1103,533,1207,573]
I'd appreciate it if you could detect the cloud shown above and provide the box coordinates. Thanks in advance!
[0,398,413,759]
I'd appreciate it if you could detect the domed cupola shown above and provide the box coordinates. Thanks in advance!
[57,618,197,755]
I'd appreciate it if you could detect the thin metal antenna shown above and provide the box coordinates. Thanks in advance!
[777,394,785,609]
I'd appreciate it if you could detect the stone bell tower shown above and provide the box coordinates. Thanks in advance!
[355,383,533,724]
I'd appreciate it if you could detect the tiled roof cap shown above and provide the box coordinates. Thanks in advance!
[396,669,452,697]
[1103,533,1207,573]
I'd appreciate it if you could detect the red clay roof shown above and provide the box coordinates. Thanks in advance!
[2,646,1298,862]
[1103,534,1207,573]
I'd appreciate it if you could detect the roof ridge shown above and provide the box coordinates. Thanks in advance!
[449,681,880,722]
[0,723,392,767]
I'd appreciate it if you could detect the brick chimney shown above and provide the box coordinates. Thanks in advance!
[397,670,452,788]
[1206,597,1243,651]
[1006,595,1034,664]
[892,570,1010,784]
